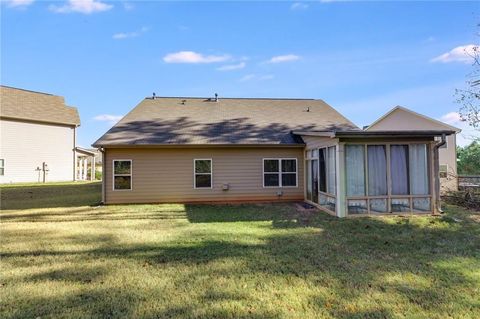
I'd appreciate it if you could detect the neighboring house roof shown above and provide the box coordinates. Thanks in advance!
[93,97,358,147]
[365,106,461,133]
[76,147,96,156]
[0,85,80,126]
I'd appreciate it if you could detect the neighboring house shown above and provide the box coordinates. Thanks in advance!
[0,86,93,183]
[364,106,461,193]
[93,95,455,217]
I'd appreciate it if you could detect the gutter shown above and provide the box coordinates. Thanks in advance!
[433,133,447,213]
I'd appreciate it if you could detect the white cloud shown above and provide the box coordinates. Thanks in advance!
[93,114,123,124]
[430,44,478,64]
[239,74,274,82]
[438,112,479,146]
[290,2,308,10]
[4,0,34,7]
[267,54,301,63]
[113,26,149,40]
[216,62,246,71]
[239,74,256,82]
[123,2,134,11]
[49,0,113,14]
[439,112,462,125]
[163,51,230,64]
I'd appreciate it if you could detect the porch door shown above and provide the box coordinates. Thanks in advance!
[311,160,319,203]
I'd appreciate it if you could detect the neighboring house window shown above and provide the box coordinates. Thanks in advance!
[113,160,132,190]
[263,159,297,187]
[439,164,448,178]
[194,159,212,188]
[0,159,4,176]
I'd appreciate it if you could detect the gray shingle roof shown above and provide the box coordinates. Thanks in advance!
[93,97,358,147]
[0,86,80,126]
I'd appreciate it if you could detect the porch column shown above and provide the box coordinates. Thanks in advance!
[336,143,347,218]
[83,157,88,180]
[91,157,95,181]
[79,158,83,180]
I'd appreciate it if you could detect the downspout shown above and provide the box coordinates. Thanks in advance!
[73,126,77,181]
[433,133,447,213]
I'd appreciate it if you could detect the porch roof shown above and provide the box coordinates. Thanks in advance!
[293,129,456,139]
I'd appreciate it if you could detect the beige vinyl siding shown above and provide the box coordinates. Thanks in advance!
[104,147,304,204]
[0,119,75,183]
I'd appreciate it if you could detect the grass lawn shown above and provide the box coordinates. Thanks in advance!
[1,184,479,318]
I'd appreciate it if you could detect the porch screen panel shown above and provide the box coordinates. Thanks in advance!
[346,145,365,196]
[306,161,312,201]
[390,145,410,195]
[327,146,336,195]
[367,145,387,196]
[409,144,429,195]
[319,149,327,193]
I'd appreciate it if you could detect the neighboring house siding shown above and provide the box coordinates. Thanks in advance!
[104,147,304,204]
[0,119,75,183]
[366,108,458,192]
[438,134,458,192]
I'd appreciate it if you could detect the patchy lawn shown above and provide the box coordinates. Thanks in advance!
[0,184,479,318]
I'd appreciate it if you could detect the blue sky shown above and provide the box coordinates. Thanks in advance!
[2,0,479,146]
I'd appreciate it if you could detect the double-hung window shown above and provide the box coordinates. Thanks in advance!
[263,159,297,187]
[0,159,4,176]
[113,160,132,190]
[194,159,212,188]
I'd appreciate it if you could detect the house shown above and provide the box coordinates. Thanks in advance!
[93,95,455,217]
[364,106,461,193]
[0,86,94,183]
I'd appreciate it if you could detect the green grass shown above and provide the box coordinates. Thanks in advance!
[1,184,479,318]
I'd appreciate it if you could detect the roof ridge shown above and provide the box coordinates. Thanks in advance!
[145,96,317,101]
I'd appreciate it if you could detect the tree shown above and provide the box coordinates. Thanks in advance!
[456,28,479,130]
[457,141,480,175]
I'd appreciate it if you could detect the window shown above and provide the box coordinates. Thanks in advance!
[113,160,132,190]
[0,159,4,176]
[439,164,448,178]
[263,159,297,187]
[194,159,212,188]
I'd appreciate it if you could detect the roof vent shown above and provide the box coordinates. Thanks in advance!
[215,93,219,102]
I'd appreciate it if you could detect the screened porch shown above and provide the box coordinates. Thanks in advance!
[297,130,454,217]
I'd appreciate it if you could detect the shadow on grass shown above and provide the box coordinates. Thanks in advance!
[1,204,479,318]
[0,182,102,210]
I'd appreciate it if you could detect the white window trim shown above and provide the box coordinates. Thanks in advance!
[0,159,4,176]
[112,159,132,191]
[194,158,213,189]
[262,158,298,188]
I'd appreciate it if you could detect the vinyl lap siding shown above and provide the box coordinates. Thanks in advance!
[105,147,304,204]
[0,119,75,183]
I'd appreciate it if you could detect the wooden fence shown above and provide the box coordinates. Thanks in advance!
[458,175,480,192]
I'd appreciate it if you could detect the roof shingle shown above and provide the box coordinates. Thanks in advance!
[0,86,80,126]
[93,97,358,147]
